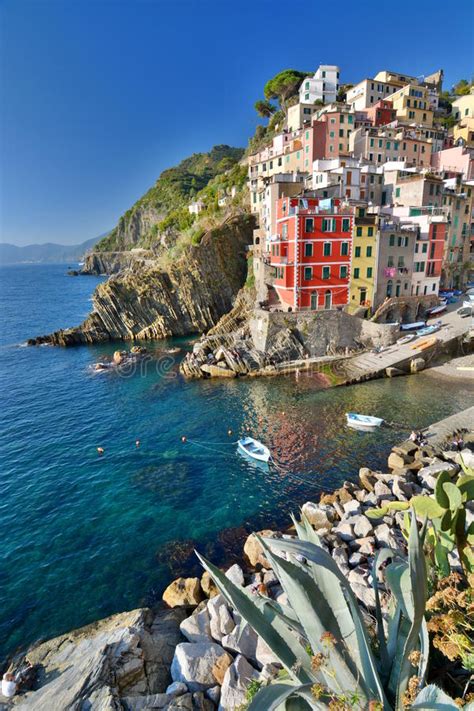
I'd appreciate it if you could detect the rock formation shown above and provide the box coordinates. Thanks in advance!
[28,215,254,346]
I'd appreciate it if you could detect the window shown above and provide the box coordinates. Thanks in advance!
[355,246,361,257]
[422,243,427,253]
[386,141,391,149]
[356,226,362,237]
[339,128,344,138]
[367,267,373,278]
[342,218,350,232]
[282,223,288,239]
[378,139,383,148]
[353,267,360,279]
[304,242,313,257]
[370,138,374,147]
[323,242,332,256]
[397,236,403,247]
[367,227,374,237]
[322,266,330,279]
[305,81,310,90]
[339,144,343,150]
[398,256,405,267]
[304,267,313,281]
[341,241,349,256]
[305,218,314,233]
[377,154,382,163]
[348,115,353,123]
[296,151,300,159]
[394,142,399,150]
[340,265,348,278]
[329,131,335,138]
[278,157,282,166]
[305,93,309,101]
[366,246,372,257]
[322,219,329,232]
[340,114,345,124]
[395,187,400,198]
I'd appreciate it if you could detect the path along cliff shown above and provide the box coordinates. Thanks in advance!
[28,215,254,346]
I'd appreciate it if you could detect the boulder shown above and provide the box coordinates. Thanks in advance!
[332,546,349,575]
[359,468,378,492]
[351,537,375,555]
[208,595,235,642]
[410,357,426,373]
[222,621,258,660]
[374,523,400,549]
[386,366,404,377]
[218,655,259,711]
[388,452,409,470]
[225,564,245,587]
[374,481,392,500]
[206,686,221,705]
[334,487,353,505]
[343,499,362,517]
[244,530,279,569]
[163,578,203,608]
[170,642,232,692]
[201,572,219,599]
[333,522,355,542]
[192,691,215,711]
[301,502,333,530]
[201,363,237,378]
[180,606,213,644]
[418,461,458,491]
[166,681,189,696]
[353,516,373,539]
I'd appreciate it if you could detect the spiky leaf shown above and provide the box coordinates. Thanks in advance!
[410,683,458,709]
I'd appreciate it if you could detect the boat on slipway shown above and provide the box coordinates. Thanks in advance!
[345,413,384,431]
[400,321,426,332]
[415,322,442,337]
[237,436,271,462]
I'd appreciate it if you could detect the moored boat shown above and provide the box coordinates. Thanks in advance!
[415,323,441,337]
[400,321,426,332]
[397,334,417,345]
[345,413,384,430]
[426,304,447,317]
[237,436,271,462]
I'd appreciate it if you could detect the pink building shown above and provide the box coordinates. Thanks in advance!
[431,146,474,180]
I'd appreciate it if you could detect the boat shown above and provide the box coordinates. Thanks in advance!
[458,304,473,317]
[415,323,441,337]
[345,413,384,430]
[411,336,438,352]
[237,436,271,462]
[426,304,447,317]
[400,321,426,332]
[397,334,417,345]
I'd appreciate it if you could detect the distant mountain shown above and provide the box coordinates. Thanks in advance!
[0,234,108,265]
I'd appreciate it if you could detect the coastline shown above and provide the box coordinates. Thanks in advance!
[3,407,473,710]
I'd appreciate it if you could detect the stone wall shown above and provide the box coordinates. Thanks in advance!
[249,309,399,357]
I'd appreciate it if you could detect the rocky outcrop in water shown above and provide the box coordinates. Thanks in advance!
[28,215,254,346]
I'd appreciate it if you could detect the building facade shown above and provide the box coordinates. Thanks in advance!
[348,210,378,310]
[299,65,340,105]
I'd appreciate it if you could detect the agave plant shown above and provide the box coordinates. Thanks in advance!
[366,459,474,576]
[197,511,467,710]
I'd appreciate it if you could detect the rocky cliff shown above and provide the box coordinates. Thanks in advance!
[81,250,156,275]
[29,215,255,346]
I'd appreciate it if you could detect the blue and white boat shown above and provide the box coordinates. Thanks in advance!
[400,321,426,332]
[346,413,384,430]
[416,323,441,337]
[237,436,271,462]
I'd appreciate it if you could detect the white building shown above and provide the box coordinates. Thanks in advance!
[188,199,205,215]
[299,65,340,105]
[347,78,401,111]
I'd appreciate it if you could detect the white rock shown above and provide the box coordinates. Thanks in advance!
[343,499,361,516]
[301,502,332,529]
[374,523,399,549]
[222,621,258,660]
[205,686,221,705]
[333,522,355,542]
[170,642,232,692]
[207,594,234,643]
[225,563,245,587]
[218,655,259,711]
[179,607,212,644]
[374,481,392,499]
[353,516,373,539]
[332,546,349,575]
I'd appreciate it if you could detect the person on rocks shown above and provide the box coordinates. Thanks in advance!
[2,662,35,697]
[2,672,17,698]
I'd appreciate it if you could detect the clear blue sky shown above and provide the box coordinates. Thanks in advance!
[1,0,473,246]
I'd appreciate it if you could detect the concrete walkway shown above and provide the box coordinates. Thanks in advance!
[424,406,474,445]
[340,307,472,384]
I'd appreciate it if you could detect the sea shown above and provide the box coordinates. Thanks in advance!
[0,262,473,662]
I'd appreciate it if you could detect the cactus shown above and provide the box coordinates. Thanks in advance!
[197,511,461,710]
[366,461,474,576]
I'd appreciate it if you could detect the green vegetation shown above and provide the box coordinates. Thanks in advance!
[263,69,311,111]
[96,145,244,252]
[452,78,473,96]
[245,256,255,289]
[198,511,463,709]
[254,99,276,118]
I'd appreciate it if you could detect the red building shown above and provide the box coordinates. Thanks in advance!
[365,100,396,127]
[269,196,354,310]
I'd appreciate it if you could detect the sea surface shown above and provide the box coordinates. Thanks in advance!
[0,263,473,661]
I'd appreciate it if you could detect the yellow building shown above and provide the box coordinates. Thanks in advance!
[452,92,474,121]
[391,84,433,127]
[453,117,474,148]
[348,210,378,312]
[374,70,417,88]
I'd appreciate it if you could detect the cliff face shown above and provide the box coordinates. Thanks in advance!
[81,249,155,275]
[29,214,255,346]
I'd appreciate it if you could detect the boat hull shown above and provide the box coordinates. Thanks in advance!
[237,438,271,462]
[345,413,383,430]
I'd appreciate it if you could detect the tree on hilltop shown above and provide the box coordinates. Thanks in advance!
[263,69,311,111]
[452,78,472,96]
[254,99,276,118]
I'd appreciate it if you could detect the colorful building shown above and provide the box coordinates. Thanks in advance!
[269,196,354,310]
[373,222,416,306]
[348,210,378,310]
[390,84,434,127]
[311,104,355,158]
[351,126,432,167]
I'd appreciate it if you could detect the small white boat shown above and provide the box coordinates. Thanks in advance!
[346,413,384,430]
[237,437,271,462]
[397,334,417,345]
[400,321,426,332]
[427,304,447,317]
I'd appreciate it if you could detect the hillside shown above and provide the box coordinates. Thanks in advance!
[95,145,245,253]
[0,236,103,265]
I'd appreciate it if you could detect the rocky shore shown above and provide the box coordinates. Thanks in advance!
[4,420,473,710]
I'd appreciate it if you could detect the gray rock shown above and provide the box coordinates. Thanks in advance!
[205,686,221,705]
[374,524,400,549]
[374,481,392,499]
[332,545,349,574]
[166,681,189,696]
[410,357,425,373]
[192,690,215,711]
[301,502,333,529]
[225,564,245,587]
[351,583,376,609]
[208,595,234,643]
[343,499,362,516]
[418,461,458,490]
[353,516,373,539]
[351,537,375,555]
[348,552,366,568]
[222,621,258,660]
[333,522,355,542]
[218,655,259,711]
[348,566,368,588]
[170,642,232,692]
[180,606,213,644]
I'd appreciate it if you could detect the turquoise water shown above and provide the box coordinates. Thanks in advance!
[0,263,473,662]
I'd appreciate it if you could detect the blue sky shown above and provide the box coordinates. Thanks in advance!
[1,0,473,246]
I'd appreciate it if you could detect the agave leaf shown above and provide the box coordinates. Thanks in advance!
[262,536,386,705]
[411,495,445,519]
[259,539,365,697]
[285,691,317,710]
[443,482,463,512]
[196,552,313,684]
[291,513,311,543]
[458,474,474,501]
[372,547,402,681]
[262,598,306,638]
[301,512,323,546]
[246,681,308,711]
[410,683,458,709]
[434,471,452,508]
[394,512,427,707]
